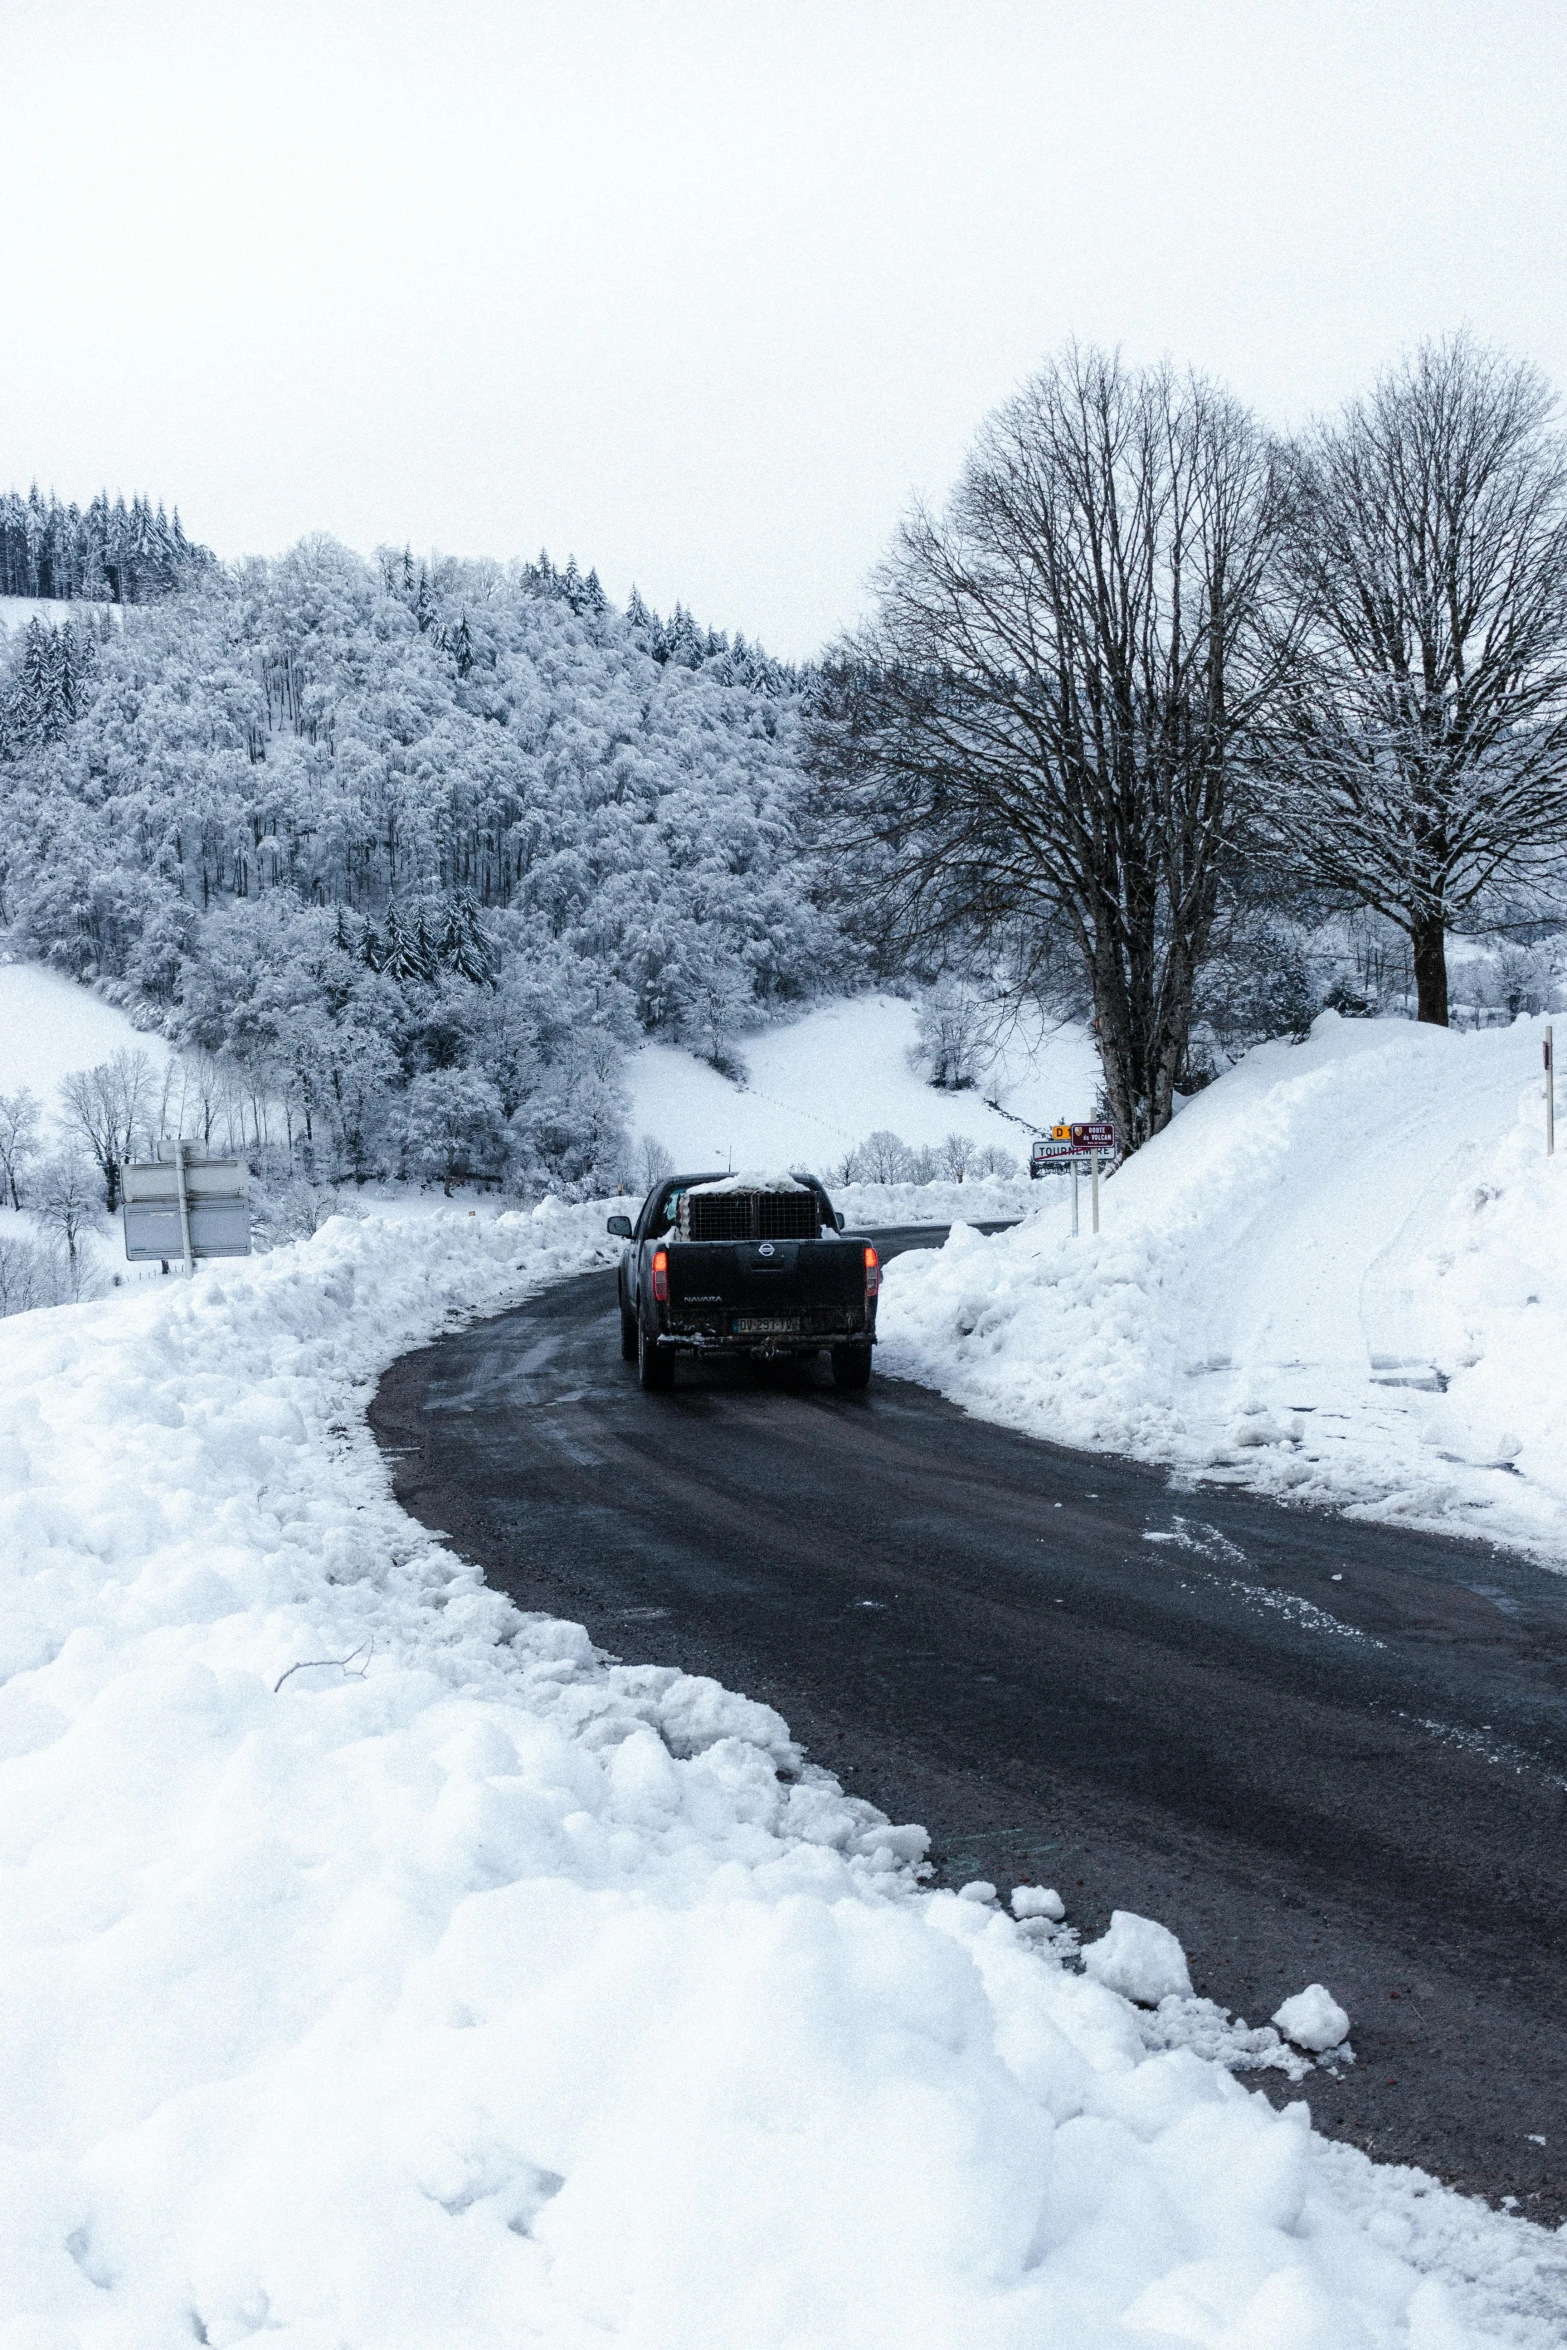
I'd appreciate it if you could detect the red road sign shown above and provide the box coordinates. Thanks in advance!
[1071,1121,1117,1150]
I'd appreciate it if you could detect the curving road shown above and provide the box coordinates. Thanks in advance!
[371,1227,1567,2221]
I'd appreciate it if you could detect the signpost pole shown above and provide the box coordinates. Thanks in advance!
[1548,1026,1556,1158]
[173,1140,195,1275]
[1071,1160,1079,1238]
[1091,1148,1100,1234]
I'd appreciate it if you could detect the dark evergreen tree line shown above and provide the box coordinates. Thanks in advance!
[0,616,103,753]
[379,544,799,698]
[0,485,211,604]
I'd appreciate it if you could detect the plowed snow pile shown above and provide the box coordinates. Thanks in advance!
[0,1196,1562,2343]
[881,1012,1567,1561]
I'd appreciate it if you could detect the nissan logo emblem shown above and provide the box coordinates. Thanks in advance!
[758,1242,775,1258]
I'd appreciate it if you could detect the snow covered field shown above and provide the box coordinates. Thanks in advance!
[0,592,120,639]
[833,1172,1033,1224]
[1,1203,1564,2342]
[880,1012,1567,1561]
[625,993,1099,1177]
[0,961,168,1113]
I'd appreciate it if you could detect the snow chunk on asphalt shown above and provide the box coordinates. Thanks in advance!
[1275,1983,1352,2051]
[1011,1885,1065,1921]
[1081,1910,1194,2004]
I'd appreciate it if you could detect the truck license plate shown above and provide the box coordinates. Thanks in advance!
[735,1316,799,1335]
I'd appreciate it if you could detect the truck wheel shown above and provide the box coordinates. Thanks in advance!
[831,1345,873,1392]
[638,1314,675,1392]
[620,1305,638,1362]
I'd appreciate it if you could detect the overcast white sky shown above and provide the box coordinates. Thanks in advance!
[3,0,1564,656]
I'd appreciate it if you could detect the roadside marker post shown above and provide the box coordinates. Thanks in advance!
[1547,1026,1556,1158]
[173,1139,194,1274]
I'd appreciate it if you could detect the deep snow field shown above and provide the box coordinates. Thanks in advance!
[3,970,1567,2337]
[0,961,171,1111]
[2,1200,1564,2346]
[0,966,1038,1307]
[0,593,121,638]
[880,1011,1567,1563]
[624,992,1099,1177]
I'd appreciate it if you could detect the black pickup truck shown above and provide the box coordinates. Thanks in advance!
[608,1172,880,1393]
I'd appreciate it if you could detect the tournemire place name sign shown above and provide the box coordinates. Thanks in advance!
[1032,1121,1117,1163]
[1028,1120,1118,1234]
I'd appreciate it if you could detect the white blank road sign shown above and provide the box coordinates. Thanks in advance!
[120,1158,251,1261]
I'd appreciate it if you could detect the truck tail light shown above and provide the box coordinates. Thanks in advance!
[652,1248,669,1304]
[864,1244,881,1298]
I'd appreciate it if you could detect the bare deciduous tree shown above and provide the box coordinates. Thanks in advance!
[636,1134,675,1190]
[857,1130,915,1184]
[1275,335,1567,1024]
[0,1231,52,1316]
[58,1048,155,1210]
[813,347,1290,1149]
[0,1087,42,1208]
[34,1148,103,1297]
[912,979,987,1090]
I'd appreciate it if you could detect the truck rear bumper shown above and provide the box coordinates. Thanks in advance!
[658,1322,875,1357]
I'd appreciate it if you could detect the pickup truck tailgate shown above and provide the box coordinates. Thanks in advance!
[668,1239,865,1317]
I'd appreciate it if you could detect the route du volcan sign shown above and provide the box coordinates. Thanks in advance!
[1031,1120,1116,1166]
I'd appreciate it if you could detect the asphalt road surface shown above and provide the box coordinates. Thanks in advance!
[371,1226,1567,2222]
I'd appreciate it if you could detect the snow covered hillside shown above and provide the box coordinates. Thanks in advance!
[0,594,124,639]
[625,992,1100,1177]
[0,542,825,1204]
[0,594,70,637]
[0,960,167,1111]
[881,1012,1567,1560]
[1,1205,1562,2345]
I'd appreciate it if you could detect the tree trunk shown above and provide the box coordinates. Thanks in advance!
[1411,915,1449,1026]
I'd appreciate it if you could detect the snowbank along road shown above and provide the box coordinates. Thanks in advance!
[879,1014,1567,1559]
[5,1192,1559,2340]
[373,1229,1567,2226]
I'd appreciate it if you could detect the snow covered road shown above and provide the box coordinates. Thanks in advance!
[375,1243,1567,2233]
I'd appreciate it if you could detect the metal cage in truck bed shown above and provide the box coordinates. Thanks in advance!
[678,1186,821,1242]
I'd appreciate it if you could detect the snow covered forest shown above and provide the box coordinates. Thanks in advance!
[5,329,1567,1209]
[0,533,837,1196]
